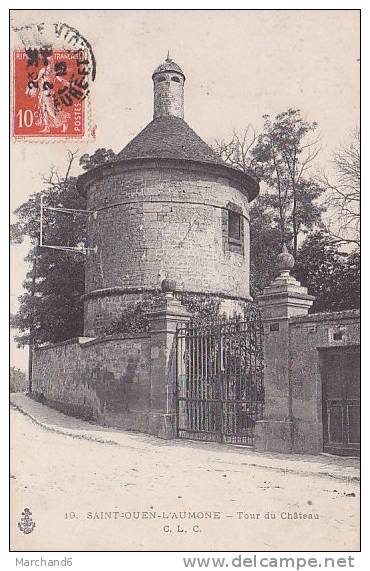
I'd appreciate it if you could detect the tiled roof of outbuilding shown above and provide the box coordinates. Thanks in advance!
[117,116,226,166]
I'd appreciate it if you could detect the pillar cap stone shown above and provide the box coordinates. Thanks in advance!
[147,288,191,323]
[257,244,315,317]
[161,278,177,293]
[277,243,295,273]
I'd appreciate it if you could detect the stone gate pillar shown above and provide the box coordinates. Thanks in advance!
[147,280,191,439]
[255,246,315,453]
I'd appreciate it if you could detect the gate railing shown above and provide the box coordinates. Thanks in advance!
[175,313,264,446]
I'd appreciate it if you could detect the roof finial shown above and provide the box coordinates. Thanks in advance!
[166,50,171,62]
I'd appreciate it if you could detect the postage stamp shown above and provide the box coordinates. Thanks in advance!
[12,48,88,138]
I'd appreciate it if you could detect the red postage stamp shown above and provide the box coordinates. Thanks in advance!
[12,49,88,138]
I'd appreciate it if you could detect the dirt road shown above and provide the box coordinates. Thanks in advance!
[10,408,360,551]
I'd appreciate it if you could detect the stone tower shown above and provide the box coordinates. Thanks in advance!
[77,56,259,337]
[153,54,185,119]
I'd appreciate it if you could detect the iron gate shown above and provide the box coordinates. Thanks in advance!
[175,313,264,446]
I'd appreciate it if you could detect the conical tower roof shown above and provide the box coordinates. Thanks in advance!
[117,116,225,165]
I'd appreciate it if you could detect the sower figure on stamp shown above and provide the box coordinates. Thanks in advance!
[26,54,70,133]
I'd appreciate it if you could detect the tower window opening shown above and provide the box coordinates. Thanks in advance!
[171,76,181,83]
[228,210,242,243]
[333,331,343,341]
[157,75,167,82]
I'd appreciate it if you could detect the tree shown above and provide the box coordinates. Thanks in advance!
[251,109,325,258]
[11,148,116,348]
[213,126,259,176]
[10,366,27,392]
[212,111,325,294]
[320,128,360,250]
[294,231,360,313]
[249,195,282,296]
[79,147,117,171]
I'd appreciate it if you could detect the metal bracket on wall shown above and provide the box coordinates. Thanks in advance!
[39,196,98,255]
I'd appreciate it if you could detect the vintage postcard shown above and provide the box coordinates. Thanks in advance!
[10,9,360,555]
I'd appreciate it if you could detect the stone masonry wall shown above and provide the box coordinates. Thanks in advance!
[288,309,360,453]
[83,162,251,335]
[32,335,151,431]
[153,73,184,119]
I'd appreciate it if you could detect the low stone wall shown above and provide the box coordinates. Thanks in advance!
[257,307,360,455]
[31,294,191,439]
[32,334,151,431]
[289,309,360,453]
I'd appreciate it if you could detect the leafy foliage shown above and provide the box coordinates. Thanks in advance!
[178,292,222,319]
[11,148,116,347]
[294,232,360,313]
[79,148,117,172]
[103,291,264,335]
[179,294,262,330]
[11,177,86,347]
[104,294,163,335]
[10,366,27,392]
[251,109,325,257]
[105,292,223,335]
[249,195,282,295]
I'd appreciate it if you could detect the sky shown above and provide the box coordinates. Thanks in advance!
[10,9,360,370]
